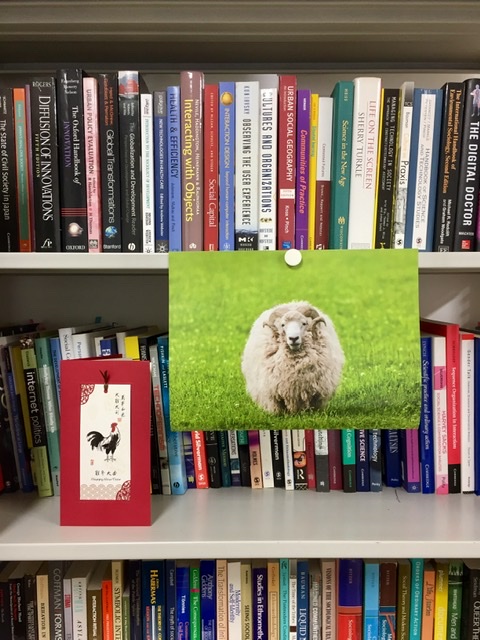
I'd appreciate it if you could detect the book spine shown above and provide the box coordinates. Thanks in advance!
[200,560,216,640]
[167,86,182,251]
[327,430,343,490]
[142,561,164,640]
[153,90,169,253]
[25,83,36,251]
[446,561,463,640]
[431,335,449,494]
[56,68,88,251]
[420,336,435,493]
[227,430,241,487]
[279,560,289,640]
[392,81,415,249]
[294,89,311,250]
[341,428,356,492]
[9,573,24,640]
[396,561,411,640]
[314,96,333,250]
[347,77,382,249]
[382,429,402,487]
[329,81,354,249]
[379,562,397,640]
[461,332,475,493]
[63,576,73,640]
[13,87,33,251]
[240,561,252,640]
[128,561,142,640]
[176,565,189,640]
[271,430,285,489]
[37,572,51,640]
[30,76,61,251]
[252,563,266,640]
[374,88,400,248]
[308,560,320,640]
[259,86,278,251]
[291,429,307,490]
[313,430,329,492]
[204,431,222,488]
[281,430,294,491]
[227,562,241,640]
[71,577,89,640]
[83,76,102,253]
[433,82,464,251]
[237,430,251,487]
[400,429,421,493]
[364,561,380,640]
[421,563,435,640]
[0,85,20,251]
[455,78,480,250]
[118,70,141,252]
[25,570,38,640]
[98,72,122,252]
[235,81,260,250]
[369,429,382,492]
[409,559,424,640]
[182,431,196,489]
[180,70,204,251]
[0,359,20,492]
[140,93,155,254]
[258,429,274,488]
[49,561,67,640]
[475,337,480,496]
[148,341,171,495]
[165,559,176,640]
[307,93,318,251]
[296,561,309,640]
[268,560,280,640]
[203,83,219,251]
[216,560,228,640]
[304,429,316,490]
[289,559,297,640]
[355,429,370,492]
[337,559,363,640]
[218,82,235,251]
[434,561,448,640]
[248,430,263,489]
[277,75,297,249]
[192,430,210,489]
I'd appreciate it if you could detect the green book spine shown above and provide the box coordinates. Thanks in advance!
[341,428,356,492]
[329,80,354,249]
[190,564,201,640]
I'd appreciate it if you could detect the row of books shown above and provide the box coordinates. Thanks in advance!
[2,70,480,254]
[1,556,479,640]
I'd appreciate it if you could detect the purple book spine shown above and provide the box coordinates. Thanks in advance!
[295,89,311,249]
[338,558,363,607]
[253,564,267,640]
[401,429,421,493]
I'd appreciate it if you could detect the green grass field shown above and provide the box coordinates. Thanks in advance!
[169,249,421,431]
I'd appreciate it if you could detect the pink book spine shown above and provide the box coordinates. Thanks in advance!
[248,430,263,489]
[277,75,297,249]
[433,344,449,494]
[295,89,311,249]
[305,429,316,490]
[203,83,219,251]
[83,77,102,252]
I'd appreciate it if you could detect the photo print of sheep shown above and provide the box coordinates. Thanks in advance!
[169,249,421,431]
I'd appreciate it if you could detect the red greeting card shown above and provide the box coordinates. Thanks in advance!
[60,358,151,526]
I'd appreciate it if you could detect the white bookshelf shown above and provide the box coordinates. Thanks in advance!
[1,1,480,564]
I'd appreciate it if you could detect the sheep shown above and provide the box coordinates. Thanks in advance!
[241,301,345,415]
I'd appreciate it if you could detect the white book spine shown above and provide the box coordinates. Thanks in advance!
[281,430,294,491]
[410,92,438,250]
[461,334,475,492]
[316,98,333,183]
[234,81,260,250]
[432,335,449,494]
[71,577,88,640]
[393,81,415,249]
[141,93,155,254]
[259,86,278,250]
[347,77,382,249]
[227,560,242,640]
[259,428,274,488]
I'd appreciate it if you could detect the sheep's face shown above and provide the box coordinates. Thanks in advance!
[276,311,312,351]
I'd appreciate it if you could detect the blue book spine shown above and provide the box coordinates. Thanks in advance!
[296,561,309,640]
[218,81,235,251]
[420,335,435,493]
[475,337,480,495]
[142,560,166,640]
[166,560,176,640]
[382,430,402,487]
[99,336,118,356]
[364,561,380,640]
[167,86,182,252]
[355,429,370,491]
[129,560,143,640]
[279,559,289,640]
[253,563,268,640]
[409,559,424,640]
[217,431,232,488]
[157,336,188,495]
[153,90,169,253]
[369,429,382,492]
[182,431,196,489]
[200,560,216,640]
[404,88,443,251]
[49,335,62,406]
[176,565,190,640]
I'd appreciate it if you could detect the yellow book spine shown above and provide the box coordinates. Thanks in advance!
[373,88,385,247]
[433,561,449,640]
[10,344,33,449]
[124,335,141,360]
[308,93,319,249]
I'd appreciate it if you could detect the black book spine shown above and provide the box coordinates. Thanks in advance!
[30,76,62,252]
[461,563,480,639]
[453,78,480,251]
[118,70,142,252]
[217,430,232,487]
[270,430,285,488]
[0,365,19,492]
[374,88,400,248]
[204,431,222,488]
[433,82,465,251]
[56,68,88,251]
[314,430,330,492]
[138,337,162,494]
[48,560,67,640]
[0,85,19,251]
[98,72,122,251]
[9,575,25,640]
[237,431,251,487]
[24,572,37,640]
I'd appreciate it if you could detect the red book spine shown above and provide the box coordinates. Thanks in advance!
[304,429,316,490]
[328,430,343,490]
[192,430,210,489]
[203,83,219,251]
[277,75,297,249]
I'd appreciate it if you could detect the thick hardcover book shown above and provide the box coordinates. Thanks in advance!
[270,430,285,489]
[141,560,166,640]
[355,429,370,492]
[204,430,222,488]
[0,84,19,251]
[98,72,122,252]
[294,89,311,250]
[347,76,382,249]
[393,81,415,249]
[277,75,297,249]
[218,82,235,251]
[153,90,169,253]
[337,559,363,640]
[404,88,443,251]
[29,76,61,251]
[329,80,354,249]
[369,429,382,492]
[180,70,204,251]
[234,81,260,250]
[253,563,267,640]
[341,428,356,492]
[167,86,182,252]
[259,85,278,250]
[363,560,380,640]
[313,429,329,492]
[13,87,33,252]
[454,78,480,251]
[421,318,460,493]
[419,335,435,494]
[118,70,141,252]
[200,560,216,640]
[433,82,465,251]
[379,561,397,640]
[140,93,155,254]
[374,88,400,248]
[314,96,333,250]
[56,68,88,251]
[203,83,219,251]
[83,76,102,252]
